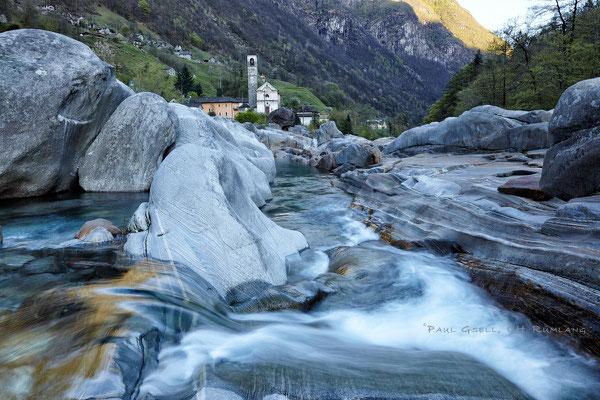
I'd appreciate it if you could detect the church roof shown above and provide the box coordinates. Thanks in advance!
[258,81,277,92]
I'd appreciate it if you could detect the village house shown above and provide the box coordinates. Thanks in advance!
[295,105,319,126]
[186,97,248,119]
[367,118,388,130]
[256,82,280,115]
[163,68,176,76]
[179,51,192,60]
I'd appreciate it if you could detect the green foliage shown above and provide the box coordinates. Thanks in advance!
[138,0,151,15]
[426,3,600,120]
[235,110,266,124]
[175,65,195,95]
[425,51,482,123]
[120,25,131,36]
[329,110,353,135]
[309,113,322,130]
[189,33,202,48]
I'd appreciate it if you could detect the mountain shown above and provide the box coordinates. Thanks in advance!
[1,0,497,125]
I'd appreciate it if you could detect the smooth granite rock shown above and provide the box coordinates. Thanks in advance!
[316,121,343,146]
[556,196,600,220]
[540,126,600,200]
[78,93,177,192]
[507,122,550,151]
[125,144,308,303]
[384,108,522,155]
[173,106,276,186]
[385,106,553,156]
[549,77,600,144]
[0,29,132,199]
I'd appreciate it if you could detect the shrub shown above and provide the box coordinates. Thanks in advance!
[235,110,266,124]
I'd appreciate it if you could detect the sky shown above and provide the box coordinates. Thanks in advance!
[458,0,534,32]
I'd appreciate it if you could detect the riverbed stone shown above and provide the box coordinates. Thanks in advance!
[540,126,600,200]
[232,281,335,312]
[0,29,132,199]
[556,196,600,220]
[316,121,343,146]
[498,175,552,201]
[507,122,550,151]
[82,227,114,244]
[75,218,121,239]
[78,93,177,192]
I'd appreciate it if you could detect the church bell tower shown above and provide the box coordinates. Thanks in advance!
[247,55,258,110]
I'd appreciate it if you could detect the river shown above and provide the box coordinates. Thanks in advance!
[0,160,598,400]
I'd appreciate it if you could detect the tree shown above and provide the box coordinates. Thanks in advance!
[174,66,195,95]
[194,81,203,96]
[138,1,152,15]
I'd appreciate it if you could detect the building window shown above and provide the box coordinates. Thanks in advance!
[265,94,270,98]
[250,58,255,66]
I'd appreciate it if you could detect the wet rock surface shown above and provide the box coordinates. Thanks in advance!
[332,151,600,356]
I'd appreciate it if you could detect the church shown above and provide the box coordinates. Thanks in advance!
[248,55,280,115]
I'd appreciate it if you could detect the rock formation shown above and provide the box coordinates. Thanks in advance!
[384,105,552,156]
[541,78,600,200]
[0,29,132,199]
[124,113,308,303]
[78,93,177,192]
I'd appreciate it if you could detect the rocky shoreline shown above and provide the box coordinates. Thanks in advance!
[2,28,600,398]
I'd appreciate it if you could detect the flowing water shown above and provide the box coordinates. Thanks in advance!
[0,161,598,400]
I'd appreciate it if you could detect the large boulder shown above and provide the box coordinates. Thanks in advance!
[507,122,550,151]
[316,121,344,146]
[124,144,308,303]
[548,77,600,144]
[541,78,600,200]
[540,126,600,200]
[268,107,296,129]
[384,108,522,155]
[78,93,177,192]
[0,29,132,199]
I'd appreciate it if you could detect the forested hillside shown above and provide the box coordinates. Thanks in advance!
[0,0,496,128]
[425,0,600,123]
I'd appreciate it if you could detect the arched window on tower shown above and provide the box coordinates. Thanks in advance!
[250,58,255,66]
[265,94,270,98]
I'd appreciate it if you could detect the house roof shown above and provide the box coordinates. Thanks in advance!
[186,97,248,107]
[295,104,318,114]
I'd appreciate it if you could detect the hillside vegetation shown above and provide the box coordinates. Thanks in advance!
[0,0,498,127]
[425,0,600,123]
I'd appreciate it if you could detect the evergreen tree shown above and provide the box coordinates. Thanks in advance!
[174,66,195,95]
[194,81,203,96]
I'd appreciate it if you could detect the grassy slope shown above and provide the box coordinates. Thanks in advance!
[268,79,328,113]
[395,0,498,51]
[85,6,326,108]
